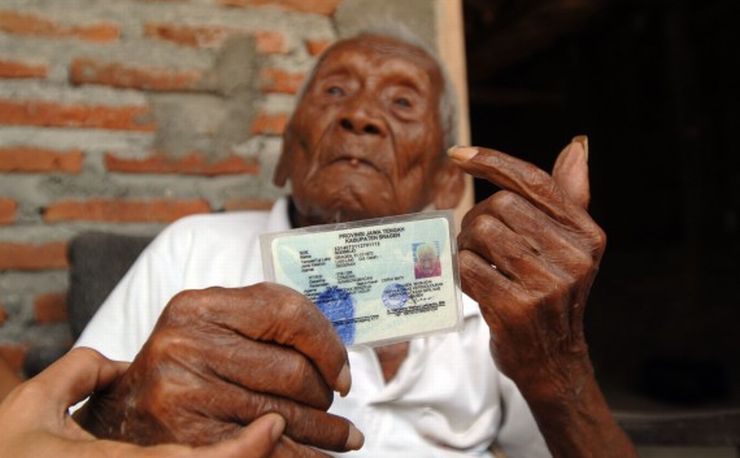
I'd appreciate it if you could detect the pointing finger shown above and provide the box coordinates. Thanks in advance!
[448,145,591,230]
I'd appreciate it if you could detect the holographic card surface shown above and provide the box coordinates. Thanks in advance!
[260,212,462,347]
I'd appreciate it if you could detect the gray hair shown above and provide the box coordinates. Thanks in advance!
[295,25,460,153]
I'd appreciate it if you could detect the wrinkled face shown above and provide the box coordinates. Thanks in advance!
[275,35,457,225]
[419,251,436,274]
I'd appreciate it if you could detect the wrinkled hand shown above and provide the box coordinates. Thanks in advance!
[76,282,364,456]
[452,138,605,393]
[0,347,286,458]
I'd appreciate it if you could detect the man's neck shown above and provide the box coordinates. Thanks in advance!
[287,197,436,229]
[288,197,334,228]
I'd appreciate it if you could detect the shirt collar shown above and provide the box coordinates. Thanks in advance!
[266,197,291,233]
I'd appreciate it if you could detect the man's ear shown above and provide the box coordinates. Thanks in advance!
[273,128,294,187]
[432,158,466,209]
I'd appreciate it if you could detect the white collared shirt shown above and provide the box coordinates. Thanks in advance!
[76,198,550,457]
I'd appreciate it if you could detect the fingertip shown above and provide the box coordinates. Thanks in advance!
[225,413,285,458]
[447,146,479,165]
[266,413,286,441]
[345,424,365,450]
[571,135,589,162]
[336,363,351,397]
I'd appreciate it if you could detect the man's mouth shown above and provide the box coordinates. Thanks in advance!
[330,155,380,172]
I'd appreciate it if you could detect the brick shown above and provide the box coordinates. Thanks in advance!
[218,0,341,16]
[224,198,275,211]
[0,59,47,79]
[0,345,26,374]
[260,68,305,94]
[0,198,16,225]
[250,112,288,135]
[70,58,202,91]
[0,147,83,173]
[306,39,332,56]
[253,31,286,54]
[144,23,286,53]
[44,199,211,223]
[33,292,68,324]
[0,10,119,43]
[0,99,154,131]
[0,241,68,270]
[0,305,7,326]
[105,152,259,176]
[144,23,236,48]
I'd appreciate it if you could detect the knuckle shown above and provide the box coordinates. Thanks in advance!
[488,190,519,213]
[164,287,225,325]
[571,249,596,275]
[460,208,477,229]
[166,289,199,315]
[468,214,498,238]
[283,357,331,407]
[252,281,293,297]
[253,282,311,314]
[591,226,607,251]
[280,296,305,322]
[146,329,190,360]
[249,281,275,295]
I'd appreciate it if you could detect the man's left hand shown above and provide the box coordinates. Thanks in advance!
[452,138,605,394]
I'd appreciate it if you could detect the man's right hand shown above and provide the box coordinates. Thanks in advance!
[75,282,364,456]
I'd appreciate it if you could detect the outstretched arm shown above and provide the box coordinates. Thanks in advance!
[451,138,636,458]
[0,347,285,458]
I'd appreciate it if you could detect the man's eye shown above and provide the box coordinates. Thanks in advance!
[394,97,412,108]
[326,86,345,96]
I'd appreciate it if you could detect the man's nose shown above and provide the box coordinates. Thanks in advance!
[339,103,387,137]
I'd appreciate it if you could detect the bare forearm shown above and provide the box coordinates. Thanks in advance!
[519,358,636,458]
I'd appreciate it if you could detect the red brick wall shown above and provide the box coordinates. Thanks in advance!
[0,0,441,376]
[0,0,340,374]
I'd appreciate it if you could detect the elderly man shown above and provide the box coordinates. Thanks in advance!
[73,33,636,457]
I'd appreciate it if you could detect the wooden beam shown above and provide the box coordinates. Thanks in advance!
[436,0,474,231]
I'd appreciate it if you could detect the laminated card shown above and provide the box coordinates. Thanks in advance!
[260,211,463,347]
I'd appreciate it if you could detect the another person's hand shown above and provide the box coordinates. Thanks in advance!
[0,347,286,458]
[76,282,363,457]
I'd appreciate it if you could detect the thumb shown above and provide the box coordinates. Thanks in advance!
[552,135,590,209]
[195,413,285,458]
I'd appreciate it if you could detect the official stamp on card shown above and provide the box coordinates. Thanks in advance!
[260,211,463,347]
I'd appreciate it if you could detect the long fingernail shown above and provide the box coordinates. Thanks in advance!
[447,146,478,164]
[572,135,589,162]
[337,363,351,396]
[345,424,365,450]
[269,414,286,441]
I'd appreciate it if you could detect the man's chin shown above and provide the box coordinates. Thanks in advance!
[292,188,396,225]
[305,197,389,224]
[293,171,398,224]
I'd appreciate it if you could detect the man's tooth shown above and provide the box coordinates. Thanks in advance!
[350,158,359,166]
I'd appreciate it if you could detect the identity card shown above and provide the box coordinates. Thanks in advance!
[260,211,463,347]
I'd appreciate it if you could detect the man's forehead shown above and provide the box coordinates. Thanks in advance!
[317,35,441,79]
